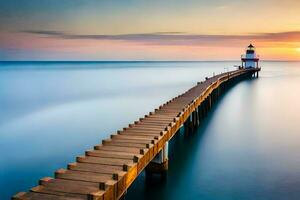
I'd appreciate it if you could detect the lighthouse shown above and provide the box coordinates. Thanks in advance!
[241,44,259,68]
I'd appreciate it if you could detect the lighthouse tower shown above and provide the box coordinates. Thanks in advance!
[241,44,259,68]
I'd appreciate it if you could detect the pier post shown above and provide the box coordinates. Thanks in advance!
[195,107,200,127]
[203,99,207,117]
[145,142,168,178]
[198,105,202,125]
[212,91,216,105]
[184,115,192,134]
[205,98,209,115]
[203,101,207,117]
[209,95,212,110]
[190,113,195,133]
[192,111,197,128]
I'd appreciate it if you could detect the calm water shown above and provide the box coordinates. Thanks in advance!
[0,62,299,199]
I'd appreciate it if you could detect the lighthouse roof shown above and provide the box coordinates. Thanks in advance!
[248,44,254,48]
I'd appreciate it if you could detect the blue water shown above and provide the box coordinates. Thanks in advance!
[0,62,299,199]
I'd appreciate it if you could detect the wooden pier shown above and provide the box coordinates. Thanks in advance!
[13,68,260,200]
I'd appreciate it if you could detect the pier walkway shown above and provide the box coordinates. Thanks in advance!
[13,68,260,200]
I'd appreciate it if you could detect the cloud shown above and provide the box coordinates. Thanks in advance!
[20,30,300,47]
[22,30,65,36]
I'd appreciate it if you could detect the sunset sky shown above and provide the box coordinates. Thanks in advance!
[1,0,300,61]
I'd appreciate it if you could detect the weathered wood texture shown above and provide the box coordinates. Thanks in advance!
[12,68,260,200]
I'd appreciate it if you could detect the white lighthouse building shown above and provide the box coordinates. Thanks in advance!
[241,44,259,68]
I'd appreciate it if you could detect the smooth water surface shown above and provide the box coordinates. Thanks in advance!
[0,61,232,199]
[127,62,300,200]
[0,62,299,199]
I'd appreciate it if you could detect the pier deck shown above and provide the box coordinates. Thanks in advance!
[13,68,260,200]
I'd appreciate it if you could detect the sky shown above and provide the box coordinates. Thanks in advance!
[1,0,300,61]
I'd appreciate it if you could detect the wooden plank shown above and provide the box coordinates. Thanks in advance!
[12,191,86,200]
[156,111,181,116]
[139,120,171,124]
[30,186,89,199]
[145,116,175,120]
[103,138,154,145]
[110,134,158,140]
[139,118,173,123]
[145,115,175,120]
[129,123,167,128]
[36,178,104,199]
[102,141,148,149]
[67,163,127,183]
[149,111,177,116]
[55,169,112,182]
[68,162,123,174]
[95,144,147,154]
[119,131,161,136]
[121,129,163,134]
[125,127,164,131]
[121,129,162,134]
[86,149,142,160]
[158,107,183,110]
[125,125,165,130]
[76,155,134,166]
[162,103,188,107]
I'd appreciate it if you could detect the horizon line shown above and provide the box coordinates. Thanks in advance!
[1,60,300,63]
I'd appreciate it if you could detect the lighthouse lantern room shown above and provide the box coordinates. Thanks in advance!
[241,44,259,68]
